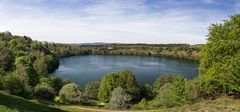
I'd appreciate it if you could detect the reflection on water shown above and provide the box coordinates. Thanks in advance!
[53,55,199,87]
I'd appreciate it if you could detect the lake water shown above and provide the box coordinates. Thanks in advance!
[53,55,199,87]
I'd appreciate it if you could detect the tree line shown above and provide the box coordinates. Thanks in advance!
[79,43,201,61]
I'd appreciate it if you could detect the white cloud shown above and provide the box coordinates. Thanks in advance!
[0,0,233,44]
[202,0,215,4]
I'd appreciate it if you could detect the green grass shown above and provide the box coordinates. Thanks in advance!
[1,92,240,112]
[144,97,240,112]
[0,92,65,112]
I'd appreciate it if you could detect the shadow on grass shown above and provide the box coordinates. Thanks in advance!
[0,93,67,112]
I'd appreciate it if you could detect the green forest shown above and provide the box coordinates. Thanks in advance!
[0,14,240,112]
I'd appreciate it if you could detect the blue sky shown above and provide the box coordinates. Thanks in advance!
[0,0,239,44]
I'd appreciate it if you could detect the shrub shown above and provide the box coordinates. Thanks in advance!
[170,75,188,105]
[155,83,174,108]
[2,73,24,95]
[200,14,240,97]
[54,96,63,103]
[185,78,202,102]
[22,85,34,98]
[63,79,72,85]
[40,76,63,92]
[109,87,132,109]
[132,98,148,110]
[84,81,99,100]
[98,72,120,103]
[153,75,188,108]
[59,83,81,104]
[118,70,141,101]
[34,84,56,99]
[142,83,156,100]
[98,70,140,103]
[153,74,178,90]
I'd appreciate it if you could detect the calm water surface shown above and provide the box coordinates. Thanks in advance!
[53,55,199,87]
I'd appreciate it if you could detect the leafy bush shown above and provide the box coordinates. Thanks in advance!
[59,83,81,104]
[184,80,198,103]
[34,84,56,99]
[109,87,132,109]
[54,96,63,103]
[98,70,140,103]
[15,56,38,86]
[153,74,178,90]
[142,83,156,100]
[2,73,24,95]
[152,75,188,108]
[63,79,72,85]
[155,83,174,108]
[132,98,148,110]
[84,81,99,100]
[98,72,120,103]
[0,47,13,71]
[170,75,188,105]
[40,76,63,92]
[200,14,240,97]
[118,70,141,101]
[22,85,34,98]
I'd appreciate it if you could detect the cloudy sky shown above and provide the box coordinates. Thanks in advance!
[0,0,239,44]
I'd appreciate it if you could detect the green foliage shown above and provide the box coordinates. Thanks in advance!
[109,87,132,109]
[199,14,240,97]
[98,70,140,103]
[155,83,175,108]
[34,83,56,99]
[33,53,48,77]
[118,70,141,101]
[2,73,24,95]
[40,76,63,92]
[59,83,81,104]
[0,105,18,112]
[185,78,201,103]
[0,32,82,99]
[153,74,178,90]
[132,98,148,110]
[82,44,200,61]
[142,83,156,100]
[0,47,13,71]
[63,79,73,85]
[152,75,188,108]
[98,72,120,103]
[54,96,63,103]
[170,75,188,105]
[84,81,100,100]
[15,56,38,86]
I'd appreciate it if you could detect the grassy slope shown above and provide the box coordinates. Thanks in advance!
[59,97,240,112]
[1,92,240,112]
[0,92,65,112]
[152,97,240,112]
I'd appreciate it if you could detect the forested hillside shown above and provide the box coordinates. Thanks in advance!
[80,43,201,61]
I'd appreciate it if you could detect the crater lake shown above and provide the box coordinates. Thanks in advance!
[53,55,199,87]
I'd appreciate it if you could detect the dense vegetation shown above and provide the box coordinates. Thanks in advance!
[0,14,239,112]
[80,43,201,61]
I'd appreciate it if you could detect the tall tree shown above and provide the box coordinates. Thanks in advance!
[200,14,240,96]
